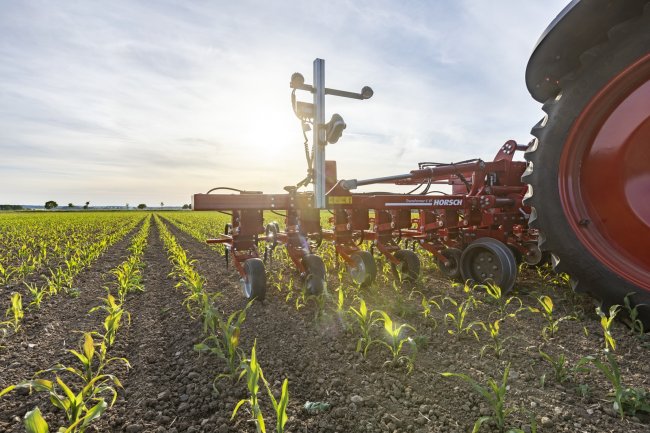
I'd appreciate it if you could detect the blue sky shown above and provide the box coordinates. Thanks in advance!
[0,0,568,206]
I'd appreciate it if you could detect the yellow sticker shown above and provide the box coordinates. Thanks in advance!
[328,196,352,205]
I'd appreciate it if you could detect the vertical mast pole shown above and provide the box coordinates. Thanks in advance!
[313,58,326,209]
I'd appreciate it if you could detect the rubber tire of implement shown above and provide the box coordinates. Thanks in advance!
[394,249,421,282]
[302,254,326,296]
[523,6,650,324]
[459,238,517,293]
[242,258,266,300]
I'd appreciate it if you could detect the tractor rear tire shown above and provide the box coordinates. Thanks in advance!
[523,6,650,324]
[241,258,266,300]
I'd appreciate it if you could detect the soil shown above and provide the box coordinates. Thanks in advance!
[1,215,649,433]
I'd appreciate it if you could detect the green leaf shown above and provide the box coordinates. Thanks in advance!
[24,407,49,433]
[231,399,247,420]
[83,333,95,361]
[472,416,491,433]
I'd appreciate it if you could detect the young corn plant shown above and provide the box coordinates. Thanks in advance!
[623,293,645,336]
[584,352,650,418]
[444,296,485,340]
[25,282,47,310]
[349,298,379,356]
[262,377,290,433]
[2,292,24,332]
[441,363,513,433]
[596,305,620,352]
[529,295,572,340]
[1,375,118,433]
[195,301,252,381]
[475,282,523,320]
[480,319,510,359]
[233,340,266,433]
[420,295,441,329]
[49,332,130,385]
[89,293,130,347]
[367,310,417,372]
[538,349,569,384]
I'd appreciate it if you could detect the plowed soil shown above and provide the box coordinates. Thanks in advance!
[2,216,649,433]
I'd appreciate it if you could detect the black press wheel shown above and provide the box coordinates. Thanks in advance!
[302,254,326,296]
[347,251,377,287]
[394,249,420,282]
[460,238,517,292]
[241,258,266,300]
[436,248,463,280]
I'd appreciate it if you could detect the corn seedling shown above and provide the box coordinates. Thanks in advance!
[195,300,252,381]
[1,375,117,433]
[367,310,417,371]
[584,352,650,418]
[25,282,47,310]
[45,332,130,388]
[475,282,523,320]
[233,340,266,433]
[538,349,569,384]
[595,305,620,352]
[444,296,485,340]
[529,295,572,340]
[89,293,130,347]
[2,292,24,332]
[420,295,441,329]
[262,377,290,433]
[349,298,379,356]
[623,293,645,336]
[480,319,510,359]
[441,363,513,433]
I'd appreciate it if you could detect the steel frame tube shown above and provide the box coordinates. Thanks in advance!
[313,59,326,208]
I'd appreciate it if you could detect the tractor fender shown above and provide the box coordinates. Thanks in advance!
[526,0,649,102]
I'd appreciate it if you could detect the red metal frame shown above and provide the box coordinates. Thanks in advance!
[195,142,537,280]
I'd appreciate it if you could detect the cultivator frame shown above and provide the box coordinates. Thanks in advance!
[193,59,539,300]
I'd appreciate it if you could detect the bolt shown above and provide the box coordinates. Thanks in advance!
[481,273,487,278]
[493,265,498,270]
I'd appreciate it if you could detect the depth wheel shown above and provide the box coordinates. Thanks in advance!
[523,8,650,323]
[302,254,326,296]
[241,258,266,300]
[436,248,462,280]
[347,251,377,287]
[394,249,420,282]
[460,238,517,292]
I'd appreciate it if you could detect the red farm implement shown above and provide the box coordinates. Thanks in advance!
[192,60,540,301]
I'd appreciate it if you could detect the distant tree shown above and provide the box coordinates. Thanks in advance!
[137,204,147,209]
[160,202,164,208]
[0,205,23,210]
[83,201,90,210]
[68,203,74,208]
[126,203,130,210]
[182,204,190,209]
[45,200,58,209]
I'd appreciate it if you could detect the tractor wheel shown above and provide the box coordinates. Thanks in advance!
[523,7,650,324]
[436,248,463,280]
[460,238,517,292]
[394,249,421,282]
[302,254,326,296]
[241,258,266,300]
[347,251,377,287]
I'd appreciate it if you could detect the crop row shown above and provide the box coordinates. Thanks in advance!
[0,215,151,432]
[156,215,290,433]
[1,214,145,343]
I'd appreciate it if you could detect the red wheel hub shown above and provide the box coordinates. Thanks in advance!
[559,53,650,290]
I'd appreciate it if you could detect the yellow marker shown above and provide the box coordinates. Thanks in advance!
[328,196,352,205]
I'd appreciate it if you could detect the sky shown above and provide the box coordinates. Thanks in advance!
[0,0,569,206]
